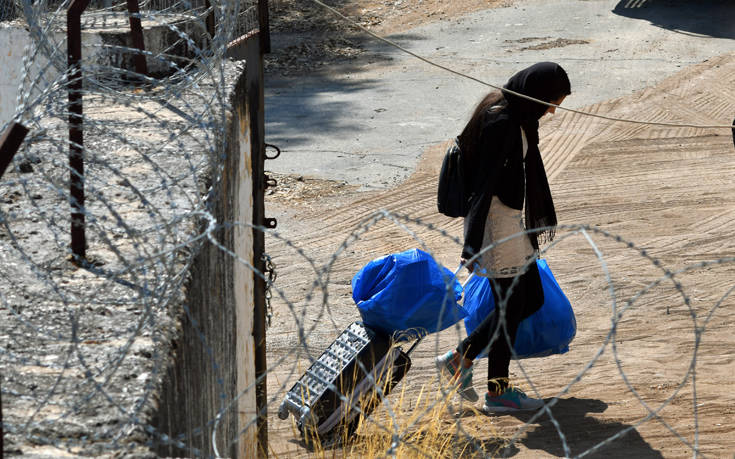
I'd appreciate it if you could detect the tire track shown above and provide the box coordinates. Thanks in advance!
[700,209,735,235]
[543,103,603,181]
[267,53,735,458]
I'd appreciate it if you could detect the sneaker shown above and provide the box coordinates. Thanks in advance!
[435,350,479,402]
[482,387,544,413]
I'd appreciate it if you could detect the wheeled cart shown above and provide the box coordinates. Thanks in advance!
[277,321,420,444]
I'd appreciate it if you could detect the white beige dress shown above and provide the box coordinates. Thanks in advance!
[474,127,537,278]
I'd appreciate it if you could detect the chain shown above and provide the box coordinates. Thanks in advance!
[263,252,276,328]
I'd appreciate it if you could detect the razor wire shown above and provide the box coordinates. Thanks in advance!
[0,0,253,455]
[257,213,733,458]
[0,0,17,21]
[1,1,735,458]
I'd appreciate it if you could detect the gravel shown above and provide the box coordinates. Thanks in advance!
[1,58,244,457]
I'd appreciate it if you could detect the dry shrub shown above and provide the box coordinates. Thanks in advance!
[297,379,511,458]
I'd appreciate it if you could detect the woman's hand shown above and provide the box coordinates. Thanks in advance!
[461,258,474,273]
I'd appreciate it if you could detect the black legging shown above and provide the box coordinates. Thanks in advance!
[457,261,544,392]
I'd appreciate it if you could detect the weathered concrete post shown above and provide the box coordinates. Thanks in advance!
[153,50,267,459]
[234,48,258,459]
[234,29,268,459]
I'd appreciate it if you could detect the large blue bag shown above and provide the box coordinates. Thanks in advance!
[463,259,576,359]
[352,249,467,336]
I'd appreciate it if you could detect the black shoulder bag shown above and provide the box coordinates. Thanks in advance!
[436,138,471,218]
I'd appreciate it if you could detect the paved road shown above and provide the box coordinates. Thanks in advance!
[264,0,734,190]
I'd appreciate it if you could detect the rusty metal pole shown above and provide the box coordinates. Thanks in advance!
[0,123,29,179]
[0,122,29,459]
[204,0,215,40]
[257,0,270,54]
[67,0,91,264]
[125,0,148,77]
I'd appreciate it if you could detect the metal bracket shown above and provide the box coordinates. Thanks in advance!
[264,174,277,189]
[264,217,277,229]
[265,143,280,160]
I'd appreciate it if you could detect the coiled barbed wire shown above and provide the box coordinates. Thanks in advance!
[2,0,734,457]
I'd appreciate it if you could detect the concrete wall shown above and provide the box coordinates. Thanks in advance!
[0,23,31,130]
[153,58,262,458]
[234,74,259,459]
[0,17,208,129]
[1,19,264,457]
[92,16,209,77]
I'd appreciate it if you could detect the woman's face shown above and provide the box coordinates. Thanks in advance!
[545,95,567,115]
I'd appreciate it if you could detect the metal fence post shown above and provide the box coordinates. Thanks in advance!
[0,123,29,179]
[0,121,29,459]
[126,0,148,77]
[67,0,91,263]
[205,0,215,39]
[257,0,270,54]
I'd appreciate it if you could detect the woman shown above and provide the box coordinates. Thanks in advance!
[436,62,571,412]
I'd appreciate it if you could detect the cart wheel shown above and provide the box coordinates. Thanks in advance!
[277,402,289,420]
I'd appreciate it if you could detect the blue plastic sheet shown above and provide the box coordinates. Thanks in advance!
[463,259,576,359]
[352,249,467,336]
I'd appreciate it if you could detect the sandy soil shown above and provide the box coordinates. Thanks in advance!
[263,2,735,457]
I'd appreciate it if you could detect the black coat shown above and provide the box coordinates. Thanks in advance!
[460,62,569,264]
[461,109,530,260]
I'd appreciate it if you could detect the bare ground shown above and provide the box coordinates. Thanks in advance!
[263,2,735,457]
[264,0,510,75]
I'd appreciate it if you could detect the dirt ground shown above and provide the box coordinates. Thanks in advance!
[265,0,510,75]
[263,2,735,457]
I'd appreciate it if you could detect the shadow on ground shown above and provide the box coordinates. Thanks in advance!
[440,396,664,457]
[265,32,427,149]
[265,75,379,147]
[508,397,664,458]
[613,0,735,39]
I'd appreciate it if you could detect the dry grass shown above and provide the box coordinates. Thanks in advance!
[345,384,508,458]
[279,373,512,458]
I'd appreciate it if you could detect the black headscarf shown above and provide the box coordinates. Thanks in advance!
[503,62,571,246]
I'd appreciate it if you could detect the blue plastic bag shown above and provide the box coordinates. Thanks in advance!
[463,259,576,359]
[352,249,467,336]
